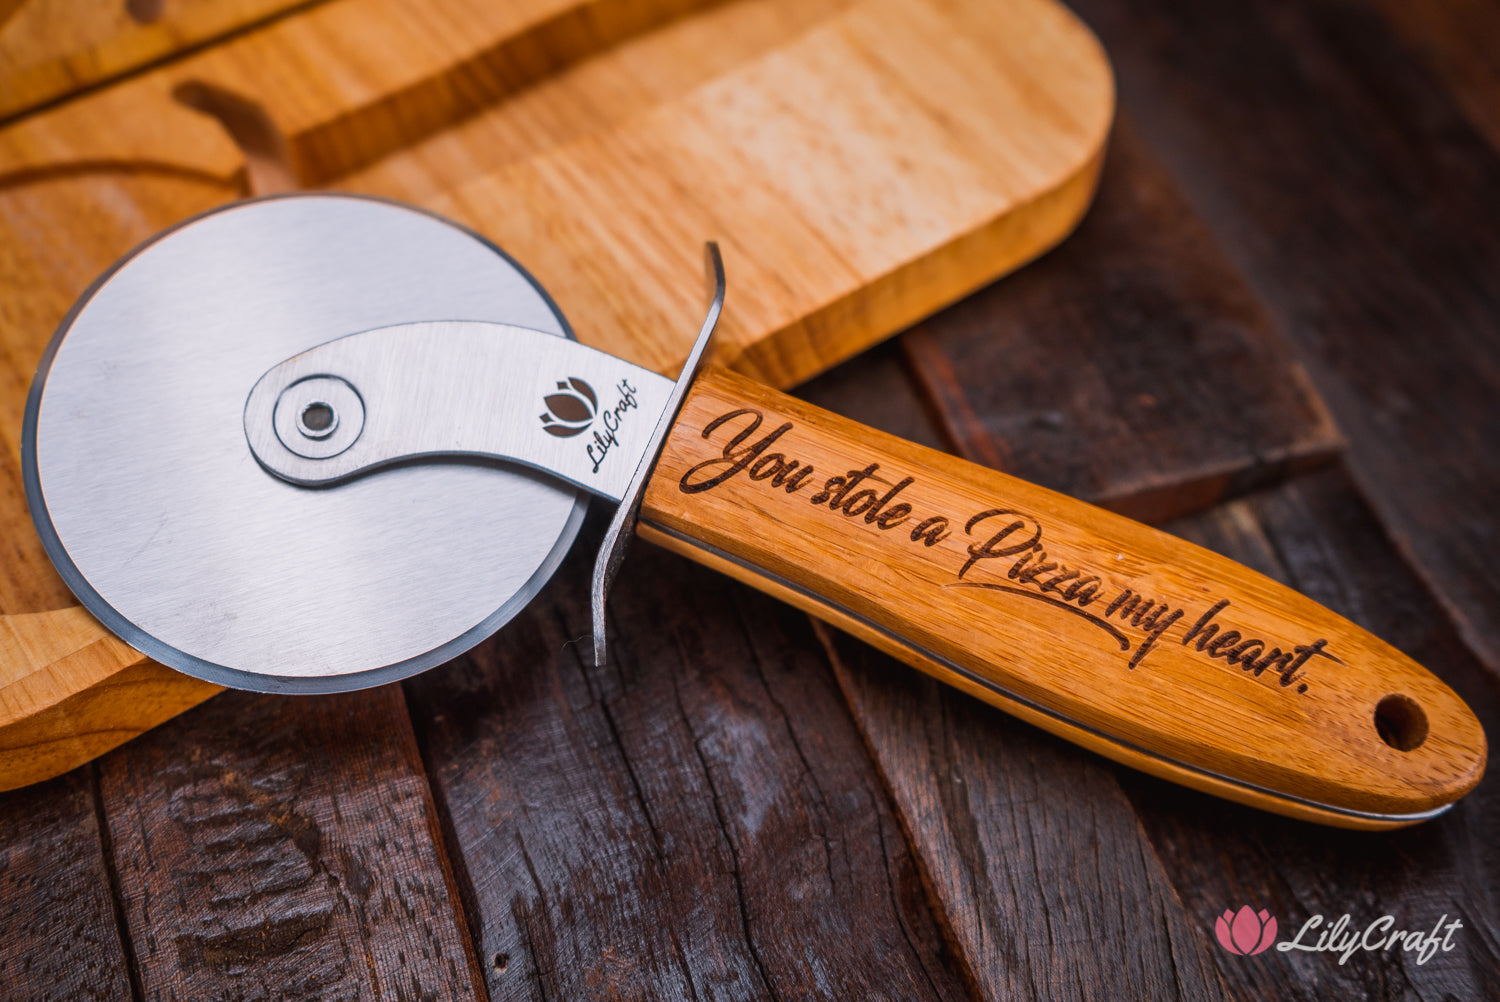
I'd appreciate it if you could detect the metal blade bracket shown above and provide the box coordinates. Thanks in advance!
[245,321,674,503]
[243,239,727,668]
[591,242,725,667]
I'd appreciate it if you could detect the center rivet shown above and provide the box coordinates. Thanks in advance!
[299,401,338,439]
[272,375,365,460]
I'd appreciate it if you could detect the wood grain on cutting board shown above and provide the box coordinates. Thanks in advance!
[0,0,320,121]
[0,0,1113,789]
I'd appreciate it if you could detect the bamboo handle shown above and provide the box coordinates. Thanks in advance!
[638,368,1487,829]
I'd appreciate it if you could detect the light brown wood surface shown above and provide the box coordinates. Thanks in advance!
[0,0,1111,790]
[0,0,320,121]
[640,369,1488,827]
[0,0,1112,381]
[0,608,222,788]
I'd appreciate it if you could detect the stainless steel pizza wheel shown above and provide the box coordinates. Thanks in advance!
[23,194,589,693]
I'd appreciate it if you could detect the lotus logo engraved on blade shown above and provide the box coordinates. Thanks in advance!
[537,375,646,475]
[539,377,598,438]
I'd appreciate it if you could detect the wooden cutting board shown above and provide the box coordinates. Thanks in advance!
[0,0,1112,788]
[0,0,316,120]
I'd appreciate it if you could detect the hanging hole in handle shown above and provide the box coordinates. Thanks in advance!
[1374,694,1428,751]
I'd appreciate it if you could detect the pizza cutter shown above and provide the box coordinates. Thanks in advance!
[22,194,1485,829]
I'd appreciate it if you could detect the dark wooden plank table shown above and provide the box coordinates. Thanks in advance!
[4,0,1499,998]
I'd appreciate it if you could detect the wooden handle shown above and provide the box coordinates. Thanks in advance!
[639,368,1487,829]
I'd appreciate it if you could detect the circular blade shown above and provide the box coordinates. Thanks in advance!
[23,194,588,693]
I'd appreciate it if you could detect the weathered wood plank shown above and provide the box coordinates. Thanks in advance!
[98,686,483,1001]
[405,512,971,1001]
[1125,467,1500,1000]
[0,770,134,1001]
[799,348,1238,1002]
[1072,0,1500,672]
[1367,0,1500,155]
[820,627,1238,1002]
[902,118,1342,524]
